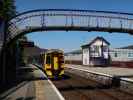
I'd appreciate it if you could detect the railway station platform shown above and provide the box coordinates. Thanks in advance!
[0,64,64,100]
[65,64,133,93]
[65,64,133,80]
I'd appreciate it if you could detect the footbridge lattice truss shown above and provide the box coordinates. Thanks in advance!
[7,9,133,42]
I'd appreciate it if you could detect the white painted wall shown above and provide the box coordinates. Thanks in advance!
[92,39,107,46]
[110,48,133,61]
[82,48,90,65]
[90,39,109,57]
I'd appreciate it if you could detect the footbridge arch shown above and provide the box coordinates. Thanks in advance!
[6,9,133,44]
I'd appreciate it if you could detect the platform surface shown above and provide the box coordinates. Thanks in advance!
[0,64,64,100]
[65,64,133,80]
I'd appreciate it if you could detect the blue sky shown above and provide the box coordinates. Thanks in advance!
[15,0,133,52]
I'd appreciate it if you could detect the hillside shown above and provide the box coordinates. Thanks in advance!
[23,45,47,57]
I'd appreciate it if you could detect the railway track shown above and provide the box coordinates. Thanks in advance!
[52,71,133,100]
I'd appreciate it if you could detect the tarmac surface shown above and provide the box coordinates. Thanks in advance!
[0,64,64,100]
[65,64,133,80]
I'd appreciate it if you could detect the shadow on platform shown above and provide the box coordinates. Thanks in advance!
[0,77,47,100]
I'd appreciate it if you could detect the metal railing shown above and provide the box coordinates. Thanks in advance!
[7,9,133,42]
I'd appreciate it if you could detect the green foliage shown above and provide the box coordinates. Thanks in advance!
[0,0,16,20]
[19,36,28,41]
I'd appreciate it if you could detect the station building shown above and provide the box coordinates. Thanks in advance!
[65,36,133,68]
[81,36,110,66]
[110,48,133,67]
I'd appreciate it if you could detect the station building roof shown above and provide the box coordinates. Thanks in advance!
[81,36,110,48]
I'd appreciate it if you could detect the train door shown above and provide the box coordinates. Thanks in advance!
[53,56,58,70]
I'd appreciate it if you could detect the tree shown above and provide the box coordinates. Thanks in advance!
[0,0,16,21]
[0,0,16,84]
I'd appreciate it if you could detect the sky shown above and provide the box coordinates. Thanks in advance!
[15,0,133,52]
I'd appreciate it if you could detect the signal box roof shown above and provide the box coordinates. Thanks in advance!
[81,36,110,48]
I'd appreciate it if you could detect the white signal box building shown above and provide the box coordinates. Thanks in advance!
[81,37,110,66]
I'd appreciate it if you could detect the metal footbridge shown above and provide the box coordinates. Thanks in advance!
[7,9,133,43]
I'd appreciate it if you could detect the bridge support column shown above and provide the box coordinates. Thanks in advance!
[0,16,5,84]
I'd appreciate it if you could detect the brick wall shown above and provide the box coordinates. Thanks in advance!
[111,61,133,68]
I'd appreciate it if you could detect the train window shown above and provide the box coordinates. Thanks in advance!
[46,55,51,64]
[60,59,64,63]
[103,46,108,52]
[60,56,64,63]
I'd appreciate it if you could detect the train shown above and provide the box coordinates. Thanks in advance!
[40,49,65,78]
